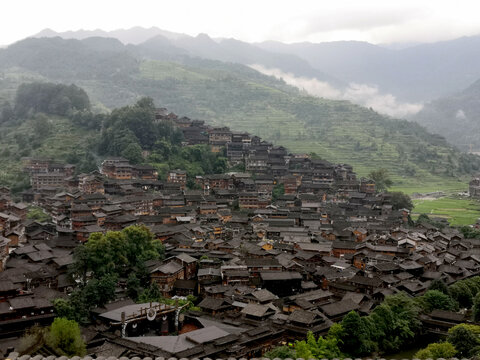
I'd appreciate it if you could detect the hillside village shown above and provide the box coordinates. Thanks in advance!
[0,107,477,358]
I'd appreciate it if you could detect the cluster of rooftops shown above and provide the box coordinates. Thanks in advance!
[0,108,475,358]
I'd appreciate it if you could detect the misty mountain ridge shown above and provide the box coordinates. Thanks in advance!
[23,27,480,153]
[33,27,341,86]
[413,78,480,152]
[34,26,189,44]
[29,26,480,118]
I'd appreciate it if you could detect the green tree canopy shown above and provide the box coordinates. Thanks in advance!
[46,318,86,357]
[14,82,90,118]
[340,311,373,356]
[294,330,343,360]
[429,278,449,294]
[417,290,457,313]
[272,183,285,201]
[447,324,479,357]
[388,191,413,211]
[264,345,296,359]
[415,342,456,360]
[61,225,165,322]
[368,168,393,192]
[473,292,480,322]
[71,225,164,280]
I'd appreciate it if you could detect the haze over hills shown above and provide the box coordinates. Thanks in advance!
[34,26,189,44]
[27,26,480,138]
[33,28,342,86]
[0,35,479,189]
[31,27,480,105]
[413,79,480,152]
[257,36,480,103]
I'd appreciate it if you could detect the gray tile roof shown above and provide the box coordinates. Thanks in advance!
[5,352,453,360]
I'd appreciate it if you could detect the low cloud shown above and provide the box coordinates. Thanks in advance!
[249,64,423,118]
[456,109,466,119]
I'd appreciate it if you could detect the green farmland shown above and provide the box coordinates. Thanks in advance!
[411,196,480,226]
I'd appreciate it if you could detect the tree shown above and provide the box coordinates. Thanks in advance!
[0,101,14,123]
[121,142,143,164]
[460,226,480,239]
[272,183,285,201]
[449,323,480,336]
[389,191,413,211]
[418,290,457,313]
[32,113,52,139]
[415,342,456,360]
[108,97,156,150]
[18,325,47,355]
[62,225,165,322]
[367,292,421,353]
[27,206,52,222]
[447,325,479,357]
[138,282,162,303]
[449,281,473,308]
[53,298,76,320]
[70,225,164,282]
[46,318,86,357]
[294,331,343,360]
[126,273,141,300]
[368,303,401,352]
[14,82,90,118]
[264,345,296,359]
[153,139,172,160]
[368,168,393,192]
[340,311,373,356]
[82,274,117,307]
[429,279,449,295]
[416,213,445,229]
[473,292,480,322]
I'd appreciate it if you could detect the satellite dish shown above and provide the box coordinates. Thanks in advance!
[146,308,157,321]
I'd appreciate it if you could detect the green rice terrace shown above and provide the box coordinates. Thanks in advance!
[411,196,480,226]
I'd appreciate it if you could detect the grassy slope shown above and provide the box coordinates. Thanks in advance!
[137,60,472,185]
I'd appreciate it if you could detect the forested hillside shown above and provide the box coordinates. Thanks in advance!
[34,27,480,102]
[0,37,479,188]
[0,83,227,190]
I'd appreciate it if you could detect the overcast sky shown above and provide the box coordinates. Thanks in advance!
[2,0,480,46]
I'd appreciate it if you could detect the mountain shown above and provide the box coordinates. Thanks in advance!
[413,79,480,152]
[257,36,480,102]
[33,26,189,44]
[31,27,343,86]
[31,27,480,104]
[0,83,229,191]
[0,36,478,189]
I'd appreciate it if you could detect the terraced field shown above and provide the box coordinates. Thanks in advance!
[411,197,480,226]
